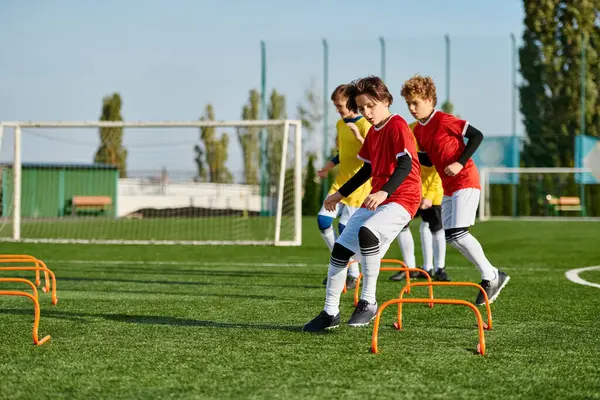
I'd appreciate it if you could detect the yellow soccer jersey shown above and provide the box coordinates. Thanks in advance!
[409,121,443,206]
[329,116,372,207]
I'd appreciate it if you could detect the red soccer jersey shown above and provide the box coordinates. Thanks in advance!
[357,114,422,216]
[412,110,481,196]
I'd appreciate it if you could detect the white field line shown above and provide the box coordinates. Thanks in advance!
[565,265,600,289]
[44,259,551,272]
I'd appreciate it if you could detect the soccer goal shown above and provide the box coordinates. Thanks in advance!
[479,167,600,221]
[0,120,303,245]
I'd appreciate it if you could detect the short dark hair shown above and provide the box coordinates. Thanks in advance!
[330,84,348,101]
[345,76,393,113]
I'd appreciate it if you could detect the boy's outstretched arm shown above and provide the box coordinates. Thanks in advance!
[381,154,412,196]
[457,125,484,165]
[338,163,372,197]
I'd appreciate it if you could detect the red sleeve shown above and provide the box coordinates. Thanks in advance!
[357,133,371,164]
[443,114,470,137]
[393,120,417,159]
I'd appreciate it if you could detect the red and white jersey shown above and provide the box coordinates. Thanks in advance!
[413,110,481,196]
[357,114,421,217]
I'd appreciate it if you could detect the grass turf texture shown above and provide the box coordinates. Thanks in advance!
[0,219,599,399]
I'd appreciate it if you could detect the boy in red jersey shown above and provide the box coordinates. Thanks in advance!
[401,74,510,306]
[303,76,422,332]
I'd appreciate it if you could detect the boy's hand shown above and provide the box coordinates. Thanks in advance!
[420,198,433,210]
[324,191,343,212]
[444,162,463,177]
[363,191,388,211]
[317,161,335,178]
[346,122,364,143]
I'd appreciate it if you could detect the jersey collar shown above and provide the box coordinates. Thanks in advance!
[418,109,437,126]
[373,114,397,131]
[343,115,363,123]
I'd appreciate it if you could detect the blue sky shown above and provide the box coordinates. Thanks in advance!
[0,0,525,180]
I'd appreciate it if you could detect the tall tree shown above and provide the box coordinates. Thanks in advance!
[302,155,320,215]
[266,90,287,185]
[95,93,127,177]
[440,100,455,115]
[297,80,323,160]
[199,104,233,183]
[237,89,260,185]
[519,0,599,167]
[193,145,208,182]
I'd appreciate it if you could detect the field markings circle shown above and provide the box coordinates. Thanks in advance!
[565,265,600,289]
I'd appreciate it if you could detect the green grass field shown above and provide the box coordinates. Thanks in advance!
[1,219,599,399]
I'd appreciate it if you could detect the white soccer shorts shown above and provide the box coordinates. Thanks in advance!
[441,188,480,229]
[317,203,360,226]
[336,202,412,257]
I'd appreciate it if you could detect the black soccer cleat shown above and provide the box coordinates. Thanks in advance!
[302,310,340,332]
[433,268,451,282]
[389,269,426,281]
[475,270,510,306]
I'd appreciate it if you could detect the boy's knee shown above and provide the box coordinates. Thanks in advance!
[358,226,379,247]
[330,243,354,267]
[445,227,468,243]
[317,215,333,231]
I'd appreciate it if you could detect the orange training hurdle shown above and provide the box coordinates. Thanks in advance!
[0,277,51,345]
[0,255,51,293]
[353,259,434,306]
[371,281,492,356]
[0,255,58,345]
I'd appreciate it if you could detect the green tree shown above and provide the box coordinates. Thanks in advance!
[297,80,323,161]
[199,104,233,183]
[238,89,260,185]
[519,0,599,168]
[95,93,127,177]
[193,145,208,182]
[266,90,287,186]
[440,100,454,115]
[302,155,320,216]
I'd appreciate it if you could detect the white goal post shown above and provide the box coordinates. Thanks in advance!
[0,120,303,246]
[479,167,600,221]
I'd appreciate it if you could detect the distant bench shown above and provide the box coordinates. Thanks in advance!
[545,195,582,216]
[71,196,112,216]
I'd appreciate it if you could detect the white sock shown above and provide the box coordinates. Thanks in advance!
[360,231,381,305]
[319,226,336,251]
[323,263,348,316]
[397,227,416,269]
[450,233,497,281]
[432,229,446,270]
[347,257,360,279]
[419,221,433,271]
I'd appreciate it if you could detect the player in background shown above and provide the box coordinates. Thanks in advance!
[303,76,422,332]
[401,74,509,306]
[316,84,372,290]
[391,120,448,282]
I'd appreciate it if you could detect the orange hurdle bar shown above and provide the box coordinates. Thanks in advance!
[0,266,58,305]
[0,255,51,293]
[395,282,492,331]
[0,278,51,345]
[354,259,433,307]
[371,297,488,355]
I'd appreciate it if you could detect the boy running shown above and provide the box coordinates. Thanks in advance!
[303,76,422,332]
[392,120,448,282]
[401,74,510,305]
[317,85,372,289]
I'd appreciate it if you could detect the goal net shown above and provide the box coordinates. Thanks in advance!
[479,167,600,221]
[0,120,302,245]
